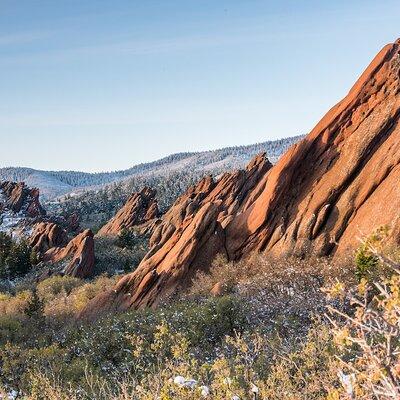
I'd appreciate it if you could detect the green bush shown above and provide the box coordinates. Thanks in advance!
[37,275,82,303]
[0,233,36,279]
[355,243,379,281]
[116,227,136,248]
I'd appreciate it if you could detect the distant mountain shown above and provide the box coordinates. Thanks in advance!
[0,135,303,199]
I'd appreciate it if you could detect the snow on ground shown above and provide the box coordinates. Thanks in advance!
[0,192,32,238]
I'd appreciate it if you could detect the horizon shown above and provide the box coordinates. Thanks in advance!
[1,1,399,172]
[0,133,304,174]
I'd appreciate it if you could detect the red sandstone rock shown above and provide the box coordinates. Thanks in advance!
[0,181,46,217]
[29,222,68,254]
[210,282,224,296]
[43,229,95,279]
[80,154,272,315]
[81,39,400,316]
[97,187,159,236]
[225,39,400,259]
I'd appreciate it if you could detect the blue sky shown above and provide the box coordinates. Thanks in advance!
[0,0,399,172]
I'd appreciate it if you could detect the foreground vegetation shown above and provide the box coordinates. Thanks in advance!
[0,229,398,399]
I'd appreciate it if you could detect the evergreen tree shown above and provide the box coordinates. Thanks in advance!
[24,289,45,321]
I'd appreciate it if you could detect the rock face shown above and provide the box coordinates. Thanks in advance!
[97,187,159,236]
[81,154,272,314]
[81,39,400,316]
[0,181,46,218]
[29,222,68,254]
[225,39,400,259]
[43,229,95,279]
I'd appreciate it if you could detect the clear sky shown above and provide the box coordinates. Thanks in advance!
[0,0,399,172]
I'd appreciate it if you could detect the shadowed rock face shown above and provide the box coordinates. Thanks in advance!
[43,229,95,279]
[81,39,400,316]
[0,181,46,218]
[29,222,68,254]
[97,187,159,236]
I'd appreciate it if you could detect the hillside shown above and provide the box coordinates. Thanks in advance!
[0,136,302,199]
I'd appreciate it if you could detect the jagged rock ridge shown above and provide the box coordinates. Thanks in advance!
[0,181,45,218]
[43,229,95,279]
[29,222,68,254]
[81,39,400,316]
[82,153,272,312]
[97,187,159,236]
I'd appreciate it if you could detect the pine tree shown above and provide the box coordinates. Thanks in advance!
[24,289,45,321]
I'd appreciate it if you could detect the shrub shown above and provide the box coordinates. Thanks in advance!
[37,275,82,304]
[0,234,36,279]
[116,227,136,249]
[327,253,400,399]
[354,226,392,282]
[355,243,379,281]
[95,235,147,275]
[24,289,45,321]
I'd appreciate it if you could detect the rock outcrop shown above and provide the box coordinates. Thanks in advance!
[43,229,95,279]
[29,222,68,254]
[97,187,159,236]
[225,39,400,259]
[0,181,46,218]
[81,154,272,314]
[81,39,400,316]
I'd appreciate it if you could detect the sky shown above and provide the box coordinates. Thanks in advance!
[0,0,399,172]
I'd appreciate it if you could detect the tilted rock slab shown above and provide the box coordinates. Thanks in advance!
[225,39,400,259]
[80,154,272,314]
[29,222,68,254]
[97,187,159,236]
[81,39,400,316]
[43,229,95,279]
[0,181,46,218]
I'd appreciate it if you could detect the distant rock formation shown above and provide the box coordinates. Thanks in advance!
[43,229,95,279]
[97,187,159,236]
[29,222,68,254]
[81,39,400,316]
[0,181,46,218]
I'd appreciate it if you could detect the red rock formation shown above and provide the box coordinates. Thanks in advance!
[225,39,400,259]
[210,282,224,297]
[29,222,68,254]
[81,39,400,316]
[144,154,272,261]
[43,229,95,279]
[97,187,159,236]
[81,154,272,314]
[0,181,46,217]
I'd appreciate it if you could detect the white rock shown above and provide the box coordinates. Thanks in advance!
[251,383,259,393]
[7,390,18,400]
[200,385,210,397]
[338,370,355,395]
[183,379,197,389]
[173,376,186,386]
[224,377,232,385]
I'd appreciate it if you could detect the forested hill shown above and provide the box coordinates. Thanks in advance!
[0,135,302,199]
